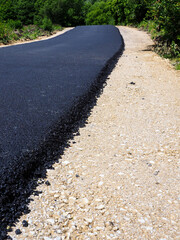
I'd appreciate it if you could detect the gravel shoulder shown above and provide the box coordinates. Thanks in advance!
[9,26,180,240]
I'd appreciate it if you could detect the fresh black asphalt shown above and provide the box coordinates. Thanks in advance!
[0,25,124,237]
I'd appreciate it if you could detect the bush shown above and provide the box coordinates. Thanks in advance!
[15,0,36,25]
[85,1,114,25]
[0,22,13,44]
[41,17,53,31]
[7,19,23,29]
[149,0,180,43]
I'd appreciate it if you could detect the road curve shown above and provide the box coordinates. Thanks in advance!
[0,25,124,236]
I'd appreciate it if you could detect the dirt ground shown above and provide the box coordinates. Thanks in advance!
[9,26,180,240]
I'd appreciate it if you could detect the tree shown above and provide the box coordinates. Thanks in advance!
[85,1,114,25]
[0,0,17,21]
[15,0,36,25]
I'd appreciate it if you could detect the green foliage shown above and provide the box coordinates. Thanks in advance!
[0,0,84,27]
[0,22,10,44]
[15,0,36,25]
[85,1,115,25]
[176,63,180,70]
[41,17,53,31]
[34,0,84,27]
[148,0,180,43]
[7,19,23,29]
[0,0,16,21]
[0,23,61,44]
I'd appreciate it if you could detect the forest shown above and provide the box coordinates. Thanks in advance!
[0,0,179,66]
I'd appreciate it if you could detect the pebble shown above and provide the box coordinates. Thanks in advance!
[98,181,104,186]
[62,161,70,166]
[80,198,89,206]
[47,218,55,225]
[84,218,93,223]
[54,193,60,198]
[69,196,76,205]
[44,237,52,240]
[45,180,51,186]
[130,81,135,85]
[22,220,28,227]
[138,218,145,224]
[95,205,105,210]
[154,170,160,176]
[6,236,13,240]
[15,229,22,235]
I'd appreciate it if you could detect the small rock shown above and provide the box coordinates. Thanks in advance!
[113,226,119,231]
[96,226,103,231]
[109,221,114,226]
[95,198,102,202]
[129,82,135,85]
[138,218,145,224]
[45,180,51,186]
[54,237,62,240]
[44,237,52,240]
[84,218,93,224]
[105,221,114,230]
[22,220,28,227]
[15,229,22,235]
[154,170,160,176]
[69,196,76,205]
[99,174,104,178]
[80,197,89,206]
[67,178,72,184]
[63,198,68,204]
[47,218,55,225]
[95,205,105,210]
[98,181,104,186]
[6,237,13,240]
[54,193,60,198]
[62,161,70,166]
[75,174,80,178]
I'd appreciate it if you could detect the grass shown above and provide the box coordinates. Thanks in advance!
[0,23,63,45]
[171,58,180,70]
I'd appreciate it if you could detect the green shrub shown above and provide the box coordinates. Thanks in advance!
[0,22,12,44]
[85,1,114,25]
[7,19,23,29]
[149,0,180,43]
[41,17,53,31]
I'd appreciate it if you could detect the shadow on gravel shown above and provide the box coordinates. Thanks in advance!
[0,36,124,239]
[141,44,155,51]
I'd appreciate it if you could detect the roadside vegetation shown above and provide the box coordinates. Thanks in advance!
[0,0,179,69]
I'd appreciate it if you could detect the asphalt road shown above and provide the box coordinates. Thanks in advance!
[0,25,123,174]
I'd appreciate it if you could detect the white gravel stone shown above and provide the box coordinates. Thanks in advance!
[95,205,105,210]
[47,218,55,225]
[62,161,70,166]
